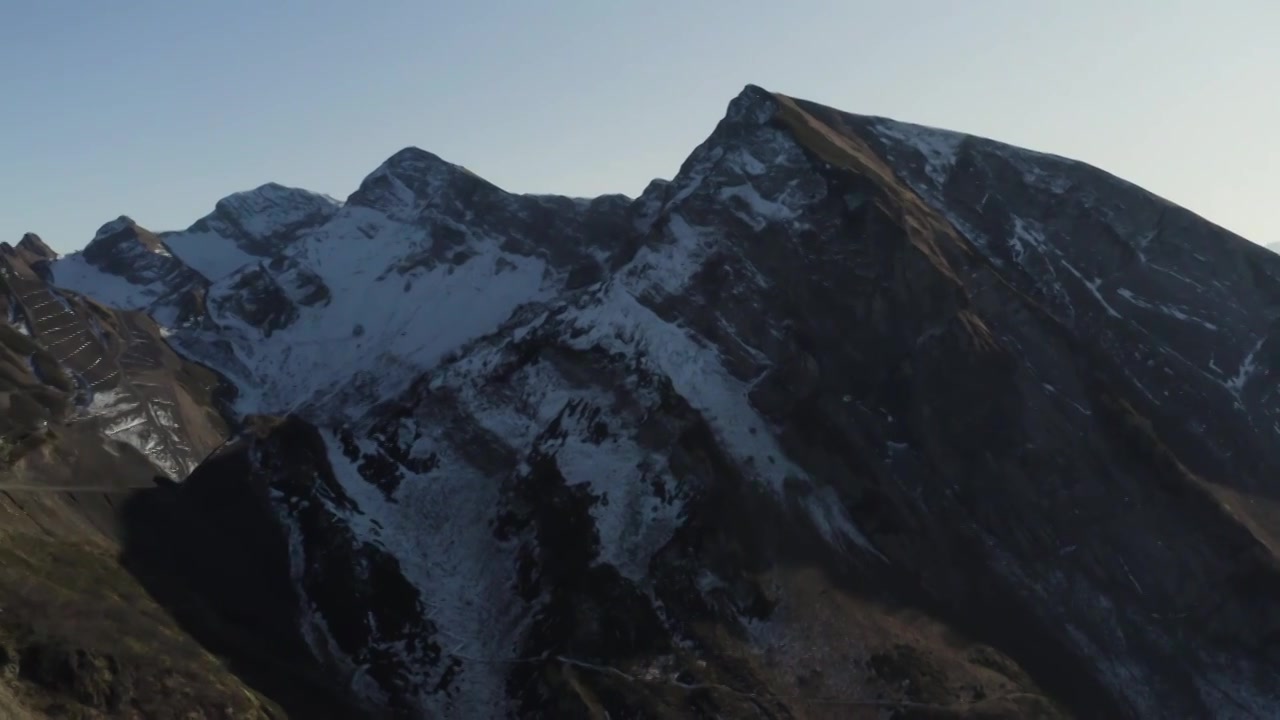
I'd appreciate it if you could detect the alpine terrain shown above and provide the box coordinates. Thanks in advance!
[2,86,1279,719]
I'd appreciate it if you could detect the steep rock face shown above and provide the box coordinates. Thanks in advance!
[0,526,292,720]
[12,234,56,283]
[20,85,1280,719]
[158,150,636,415]
[50,217,210,327]
[16,233,57,262]
[117,418,383,719]
[349,148,631,278]
[843,105,1280,480]
[209,264,303,338]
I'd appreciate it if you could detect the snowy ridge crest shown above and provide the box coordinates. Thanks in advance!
[205,182,341,241]
[92,215,140,242]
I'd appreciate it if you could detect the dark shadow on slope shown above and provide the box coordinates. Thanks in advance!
[117,440,371,720]
[494,386,1086,718]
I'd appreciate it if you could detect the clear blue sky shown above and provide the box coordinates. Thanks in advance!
[2,1,1276,253]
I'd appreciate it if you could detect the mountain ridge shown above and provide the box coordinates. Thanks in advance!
[3,84,1279,718]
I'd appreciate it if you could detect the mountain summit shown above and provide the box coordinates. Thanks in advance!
[16,232,57,261]
[4,85,1279,719]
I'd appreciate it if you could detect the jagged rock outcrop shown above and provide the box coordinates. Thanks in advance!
[11,234,57,283]
[209,264,302,337]
[8,85,1280,718]
[83,217,205,298]
[49,217,210,327]
[350,147,631,277]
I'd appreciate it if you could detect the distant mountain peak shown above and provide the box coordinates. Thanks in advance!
[370,146,486,186]
[92,215,141,242]
[85,216,168,258]
[382,145,449,167]
[212,182,340,220]
[197,182,341,244]
[346,146,498,220]
[17,232,57,260]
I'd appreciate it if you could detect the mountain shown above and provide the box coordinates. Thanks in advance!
[0,239,315,718]
[4,85,1280,718]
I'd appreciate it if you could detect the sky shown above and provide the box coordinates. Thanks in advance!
[1,0,1276,254]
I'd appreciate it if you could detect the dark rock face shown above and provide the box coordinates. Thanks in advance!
[10,85,1280,718]
[16,233,57,262]
[211,265,301,337]
[82,217,208,296]
[352,147,633,282]
[118,420,380,719]
[0,530,290,720]
[252,417,450,714]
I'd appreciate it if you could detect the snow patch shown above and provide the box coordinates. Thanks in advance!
[1225,337,1266,400]
[534,401,686,581]
[1009,217,1050,265]
[803,484,888,561]
[271,488,389,707]
[165,230,261,281]
[1115,288,1219,331]
[717,184,800,230]
[622,213,711,296]
[50,254,167,311]
[870,120,965,187]
[1062,262,1122,319]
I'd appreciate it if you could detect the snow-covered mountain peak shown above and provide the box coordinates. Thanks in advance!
[623,84,821,252]
[47,215,210,328]
[85,216,167,258]
[202,182,341,240]
[155,183,342,283]
[91,215,145,243]
[346,146,499,222]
